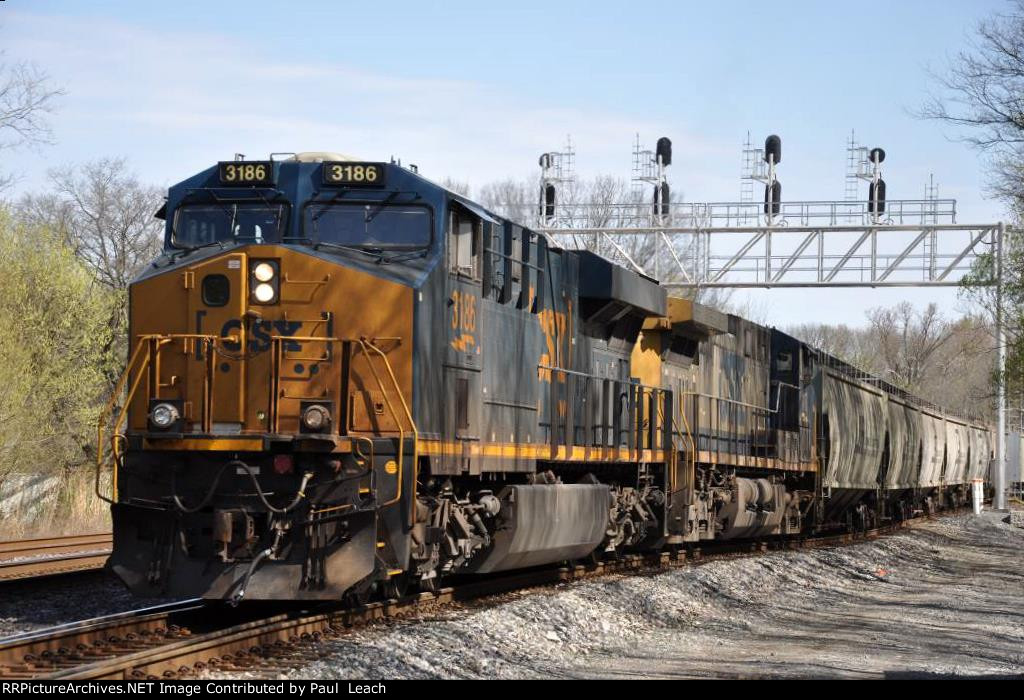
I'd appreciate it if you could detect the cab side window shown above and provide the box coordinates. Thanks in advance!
[449,207,480,279]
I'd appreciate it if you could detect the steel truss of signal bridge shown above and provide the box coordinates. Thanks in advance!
[537,198,1001,289]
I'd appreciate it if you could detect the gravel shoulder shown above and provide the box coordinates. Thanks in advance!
[0,573,172,637]
[237,511,1023,680]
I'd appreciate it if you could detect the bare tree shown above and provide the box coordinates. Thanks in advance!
[786,322,881,374]
[868,302,959,391]
[478,177,535,225]
[919,3,1023,411]
[440,177,471,197]
[789,305,993,418]
[18,158,164,290]
[921,1,1024,213]
[17,159,163,387]
[477,174,733,309]
[0,57,64,191]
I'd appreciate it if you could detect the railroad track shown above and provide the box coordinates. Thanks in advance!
[0,517,931,680]
[0,533,112,581]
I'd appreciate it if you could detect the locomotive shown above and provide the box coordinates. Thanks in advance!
[99,153,992,602]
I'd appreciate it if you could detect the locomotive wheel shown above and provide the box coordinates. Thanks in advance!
[383,573,409,601]
[344,582,374,608]
[418,572,440,594]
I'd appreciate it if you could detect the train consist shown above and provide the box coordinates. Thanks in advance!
[99,154,993,602]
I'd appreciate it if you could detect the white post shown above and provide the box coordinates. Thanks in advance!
[996,221,1007,511]
[973,478,985,514]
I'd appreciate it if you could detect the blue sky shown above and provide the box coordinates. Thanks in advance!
[0,0,1010,325]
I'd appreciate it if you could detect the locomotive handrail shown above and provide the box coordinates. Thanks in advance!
[539,365,669,455]
[96,334,220,503]
[674,396,698,493]
[681,386,811,470]
[98,330,416,514]
[684,391,765,468]
[268,334,417,514]
[95,337,149,504]
[358,338,419,517]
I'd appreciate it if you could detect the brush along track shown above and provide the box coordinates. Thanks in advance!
[0,518,931,680]
[0,534,112,581]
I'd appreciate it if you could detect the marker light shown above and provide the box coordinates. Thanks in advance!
[273,454,294,475]
[253,262,275,282]
[253,283,276,303]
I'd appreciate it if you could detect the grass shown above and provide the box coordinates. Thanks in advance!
[0,470,110,541]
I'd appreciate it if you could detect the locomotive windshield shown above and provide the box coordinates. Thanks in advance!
[305,204,431,250]
[172,203,287,248]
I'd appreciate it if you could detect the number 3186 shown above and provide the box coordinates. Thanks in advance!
[223,163,267,182]
[330,164,378,182]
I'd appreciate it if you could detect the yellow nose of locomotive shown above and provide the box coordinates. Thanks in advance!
[126,244,414,438]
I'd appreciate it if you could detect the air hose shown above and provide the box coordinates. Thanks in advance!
[171,460,313,515]
[231,460,314,514]
[230,547,273,606]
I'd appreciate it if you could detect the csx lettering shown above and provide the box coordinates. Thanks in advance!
[538,304,572,382]
[220,319,302,353]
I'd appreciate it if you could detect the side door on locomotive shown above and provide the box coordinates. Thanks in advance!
[442,202,486,473]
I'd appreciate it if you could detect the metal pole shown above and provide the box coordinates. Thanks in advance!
[996,221,1007,511]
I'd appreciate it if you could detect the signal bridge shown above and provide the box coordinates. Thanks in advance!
[538,198,997,289]
[533,131,1011,512]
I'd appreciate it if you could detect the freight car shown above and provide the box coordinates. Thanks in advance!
[97,154,992,602]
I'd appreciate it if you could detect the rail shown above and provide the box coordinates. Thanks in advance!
[0,533,113,582]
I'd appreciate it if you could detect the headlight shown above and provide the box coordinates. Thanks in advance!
[150,402,180,429]
[253,262,275,282]
[253,282,276,303]
[301,404,331,432]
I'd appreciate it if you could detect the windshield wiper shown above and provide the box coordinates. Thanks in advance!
[313,241,386,263]
[171,238,234,259]
[310,217,384,262]
[377,246,431,265]
[365,191,401,223]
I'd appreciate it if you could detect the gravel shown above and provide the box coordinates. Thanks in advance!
[0,549,111,566]
[210,511,1024,680]
[0,573,173,637]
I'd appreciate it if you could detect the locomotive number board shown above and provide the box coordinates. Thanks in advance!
[322,162,386,186]
[218,161,274,186]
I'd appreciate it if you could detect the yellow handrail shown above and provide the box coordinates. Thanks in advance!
[676,394,697,491]
[95,337,149,504]
[97,331,417,516]
[95,334,219,503]
[269,334,417,512]
[357,338,419,513]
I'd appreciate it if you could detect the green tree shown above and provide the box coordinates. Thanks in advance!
[17,159,164,388]
[0,206,114,491]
